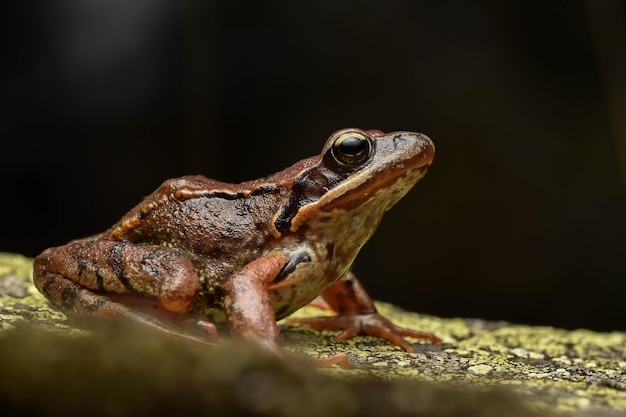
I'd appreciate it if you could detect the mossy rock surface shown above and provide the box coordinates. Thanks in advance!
[1,252,625,417]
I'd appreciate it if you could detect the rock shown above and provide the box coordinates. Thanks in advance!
[1,252,625,416]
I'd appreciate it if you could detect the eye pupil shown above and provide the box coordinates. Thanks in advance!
[338,136,367,156]
[330,132,372,167]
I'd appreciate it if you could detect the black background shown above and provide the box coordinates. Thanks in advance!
[2,1,625,331]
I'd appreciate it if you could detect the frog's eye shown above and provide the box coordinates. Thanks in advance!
[331,132,372,167]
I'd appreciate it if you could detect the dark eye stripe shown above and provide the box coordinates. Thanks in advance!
[274,131,373,235]
[274,164,348,234]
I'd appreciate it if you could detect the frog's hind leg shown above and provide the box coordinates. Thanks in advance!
[33,240,211,345]
[36,271,213,344]
[289,271,441,352]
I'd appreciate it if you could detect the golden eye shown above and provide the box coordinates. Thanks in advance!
[331,133,372,167]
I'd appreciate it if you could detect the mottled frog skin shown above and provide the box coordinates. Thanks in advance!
[34,128,439,365]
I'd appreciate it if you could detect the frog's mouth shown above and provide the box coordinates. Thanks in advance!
[319,164,431,214]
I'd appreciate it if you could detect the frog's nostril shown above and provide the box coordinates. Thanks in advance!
[392,134,409,146]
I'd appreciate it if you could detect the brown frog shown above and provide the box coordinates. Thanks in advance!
[34,128,440,365]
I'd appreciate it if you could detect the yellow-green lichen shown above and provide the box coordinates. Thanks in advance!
[2,252,626,416]
[0,253,84,335]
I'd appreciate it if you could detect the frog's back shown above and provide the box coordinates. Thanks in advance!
[106,175,289,264]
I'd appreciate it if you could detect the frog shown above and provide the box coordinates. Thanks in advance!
[34,128,440,366]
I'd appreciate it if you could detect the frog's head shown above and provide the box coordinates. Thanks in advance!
[271,128,434,237]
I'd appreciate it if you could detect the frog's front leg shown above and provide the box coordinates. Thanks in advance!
[223,253,288,354]
[290,272,441,352]
[223,253,349,367]
[33,239,210,344]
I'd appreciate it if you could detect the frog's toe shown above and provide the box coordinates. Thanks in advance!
[311,352,350,368]
[358,313,441,348]
[387,325,442,344]
[290,313,440,353]
[194,319,220,342]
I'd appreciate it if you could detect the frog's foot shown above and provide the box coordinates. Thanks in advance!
[178,319,220,343]
[245,334,350,368]
[290,313,441,353]
[194,320,219,342]
[311,352,350,368]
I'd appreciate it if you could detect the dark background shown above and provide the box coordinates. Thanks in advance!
[2,1,625,331]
